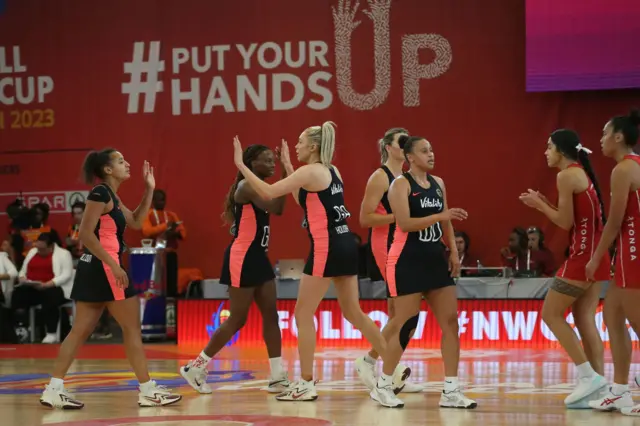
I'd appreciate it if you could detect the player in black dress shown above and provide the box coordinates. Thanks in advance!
[370,135,476,409]
[355,127,422,394]
[180,143,290,394]
[231,122,388,401]
[40,149,181,409]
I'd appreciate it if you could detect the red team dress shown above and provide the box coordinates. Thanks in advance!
[555,164,610,282]
[614,154,640,289]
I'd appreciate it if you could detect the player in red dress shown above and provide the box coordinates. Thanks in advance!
[519,129,608,408]
[585,109,640,416]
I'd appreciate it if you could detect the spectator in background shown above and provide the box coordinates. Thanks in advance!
[6,199,29,267]
[527,226,557,277]
[142,189,186,297]
[65,202,85,264]
[455,231,478,267]
[0,240,18,307]
[21,203,61,256]
[13,232,73,343]
[500,227,530,272]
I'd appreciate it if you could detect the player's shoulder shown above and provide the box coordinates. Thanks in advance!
[431,174,445,186]
[87,184,111,203]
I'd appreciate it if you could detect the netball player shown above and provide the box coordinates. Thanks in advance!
[180,143,290,394]
[585,109,640,415]
[371,135,476,409]
[354,127,422,394]
[40,149,181,409]
[231,122,389,402]
[519,129,608,407]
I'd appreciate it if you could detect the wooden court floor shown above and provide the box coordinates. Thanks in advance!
[1,344,639,426]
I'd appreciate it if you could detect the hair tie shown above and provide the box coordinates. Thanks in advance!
[576,143,592,154]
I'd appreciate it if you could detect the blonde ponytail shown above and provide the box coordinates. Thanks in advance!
[320,121,336,165]
[379,138,389,164]
[306,121,337,166]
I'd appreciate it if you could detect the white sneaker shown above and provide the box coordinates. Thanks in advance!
[564,374,608,405]
[439,389,477,409]
[180,362,211,394]
[40,385,84,409]
[355,356,376,390]
[266,372,291,393]
[392,363,411,395]
[401,381,424,393]
[589,388,634,411]
[138,380,182,407]
[275,379,318,401]
[621,404,640,416]
[370,378,404,408]
[42,334,58,344]
[566,385,608,409]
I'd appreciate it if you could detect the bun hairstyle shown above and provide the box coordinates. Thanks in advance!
[610,108,640,147]
[306,121,337,166]
[82,148,117,184]
[378,127,408,164]
[221,144,271,225]
[397,135,426,160]
[550,129,606,224]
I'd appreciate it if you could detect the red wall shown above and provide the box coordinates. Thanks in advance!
[0,0,638,277]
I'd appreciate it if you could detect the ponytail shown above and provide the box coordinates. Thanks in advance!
[306,121,337,166]
[577,150,606,224]
[379,138,389,164]
[81,148,116,184]
[221,172,244,224]
[319,121,336,166]
[378,127,408,164]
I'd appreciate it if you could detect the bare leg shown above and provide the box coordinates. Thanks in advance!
[378,294,422,376]
[106,297,150,383]
[294,274,331,381]
[571,282,604,375]
[51,302,104,379]
[424,286,459,377]
[334,275,387,360]
[542,279,592,367]
[253,280,282,359]
[202,287,255,357]
[603,284,632,385]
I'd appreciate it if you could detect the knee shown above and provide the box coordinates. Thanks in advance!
[261,309,280,327]
[541,304,565,326]
[70,321,96,340]
[573,312,596,334]
[441,313,459,336]
[225,314,248,331]
[341,304,365,326]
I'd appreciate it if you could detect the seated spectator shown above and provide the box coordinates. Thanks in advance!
[500,227,531,273]
[527,226,556,277]
[12,232,73,343]
[20,203,61,257]
[454,231,481,269]
[0,241,18,307]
